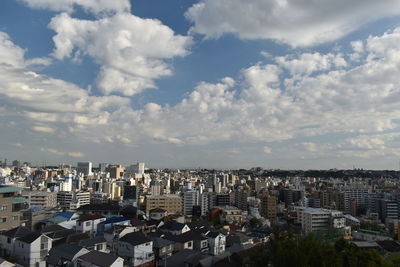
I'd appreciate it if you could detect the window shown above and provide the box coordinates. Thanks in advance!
[96,244,103,250]
[187,242,192,248]
[0,205,7,211]
[85,221,91,226]
[0,218,6,223]
[7,237,11,243]
[41,243,48,250]
[13,216,18,221]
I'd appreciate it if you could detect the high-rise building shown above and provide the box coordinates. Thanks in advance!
[150,179,161,196]
[0,185,26,231]
[183,190,200,215]
[232,188,248,210]
[76,162,93,176]
[22,191,57,208]
[260,193,277,224]
[107,165,125,179]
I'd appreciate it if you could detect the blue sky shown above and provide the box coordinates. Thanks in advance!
[2,0,400,169]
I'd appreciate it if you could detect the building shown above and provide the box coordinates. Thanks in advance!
[0,186,26,231]
[22,191,57,208]
[146,195,182,215]
[218,206,245,224]
[7,230,53,267]
[126,163,145,175]
[107,165,125,179]
[231,188,248,211]
[206,232,226,256]
[216,194,230,207]
[117,232,154,267]
[57,191,91,210]
[76,162,93,176]
[299,208,345,234]
[76,215,106,235]
[260,193,277,224]
[183,190,200,216]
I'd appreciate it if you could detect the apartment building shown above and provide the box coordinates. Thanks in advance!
[146,195,182,215]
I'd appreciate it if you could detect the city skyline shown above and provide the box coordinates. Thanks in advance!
[2,0,400,169]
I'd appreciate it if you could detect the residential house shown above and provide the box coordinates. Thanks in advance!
[117,232,154,267]
[206,232,226,256]
[158,222,190,236]
[47,244,89,267]
[14,232,52,267]
[76,215,106,235]
[147,237,174,266]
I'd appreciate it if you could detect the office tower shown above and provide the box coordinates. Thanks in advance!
[123,185,138,201]
[77,162,93,176]
[232,188,248,210]
[107,165,125,179]
[183,190,200,215]
[216,194,230,206]
[150,179,161,196]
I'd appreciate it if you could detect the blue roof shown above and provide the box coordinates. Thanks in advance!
[56,212,75,219]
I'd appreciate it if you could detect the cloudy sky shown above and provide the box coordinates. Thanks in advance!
[2,0,400,169]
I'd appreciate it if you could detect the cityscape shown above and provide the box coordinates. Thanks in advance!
[2,0,400,266]
[1,162,400,266]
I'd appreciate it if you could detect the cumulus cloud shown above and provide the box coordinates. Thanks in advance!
[186,0,400,47]
[48,13,192,96]
[20,0,131,16]
[41,148,84,157]
[3,25,400,163]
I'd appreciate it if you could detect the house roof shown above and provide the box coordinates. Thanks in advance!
[147,236,174,248]
[45,229,76,239]
[47,244,87,265]
[159,221,188,231]
[164,231,206,243]
[17,232,43,244]
[66,233,91,244]
[77,214,105,222]
[119,232,151,246]
[2,226,32,239]
[56,212,75,219]
[207,231,224,238]
[0,185,21,193]
[376,240,400,252]
[99,217,130,225]
[79,237,107,247]
[12,197,28,204]
[78,251,120,267]
[41,225,67,234]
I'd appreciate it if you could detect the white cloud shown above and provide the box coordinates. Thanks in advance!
[48,13,192,96]
[263,146,272,153]
[21,0,131,16]
[186,0,400,47]
[3,25,400,164]
[67,151,85,158]
[32,125,54,133]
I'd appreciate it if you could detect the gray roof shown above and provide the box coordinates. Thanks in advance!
[79,237,107,247]
[2,226,32,239]
[148,236,174,249]
[78,251,120,267]
[119,232,151,246]
[47,244,87,265]
[17,232,42,244]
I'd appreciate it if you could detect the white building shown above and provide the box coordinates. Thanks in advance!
[76,215,107,235]
[14,232,52,267]
[117,232,154,267]
[299,207,345,234]
[206,232,226,256]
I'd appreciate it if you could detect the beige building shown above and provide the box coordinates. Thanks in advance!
[146,195,182,215]
[260,193,277,224]
[0,186,27,231]
[22,191,57,208]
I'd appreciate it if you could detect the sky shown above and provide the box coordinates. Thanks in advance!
[2,0,400,169]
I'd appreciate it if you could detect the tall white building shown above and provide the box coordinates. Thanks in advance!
[126,162,145,175]
[77,162,93,176]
